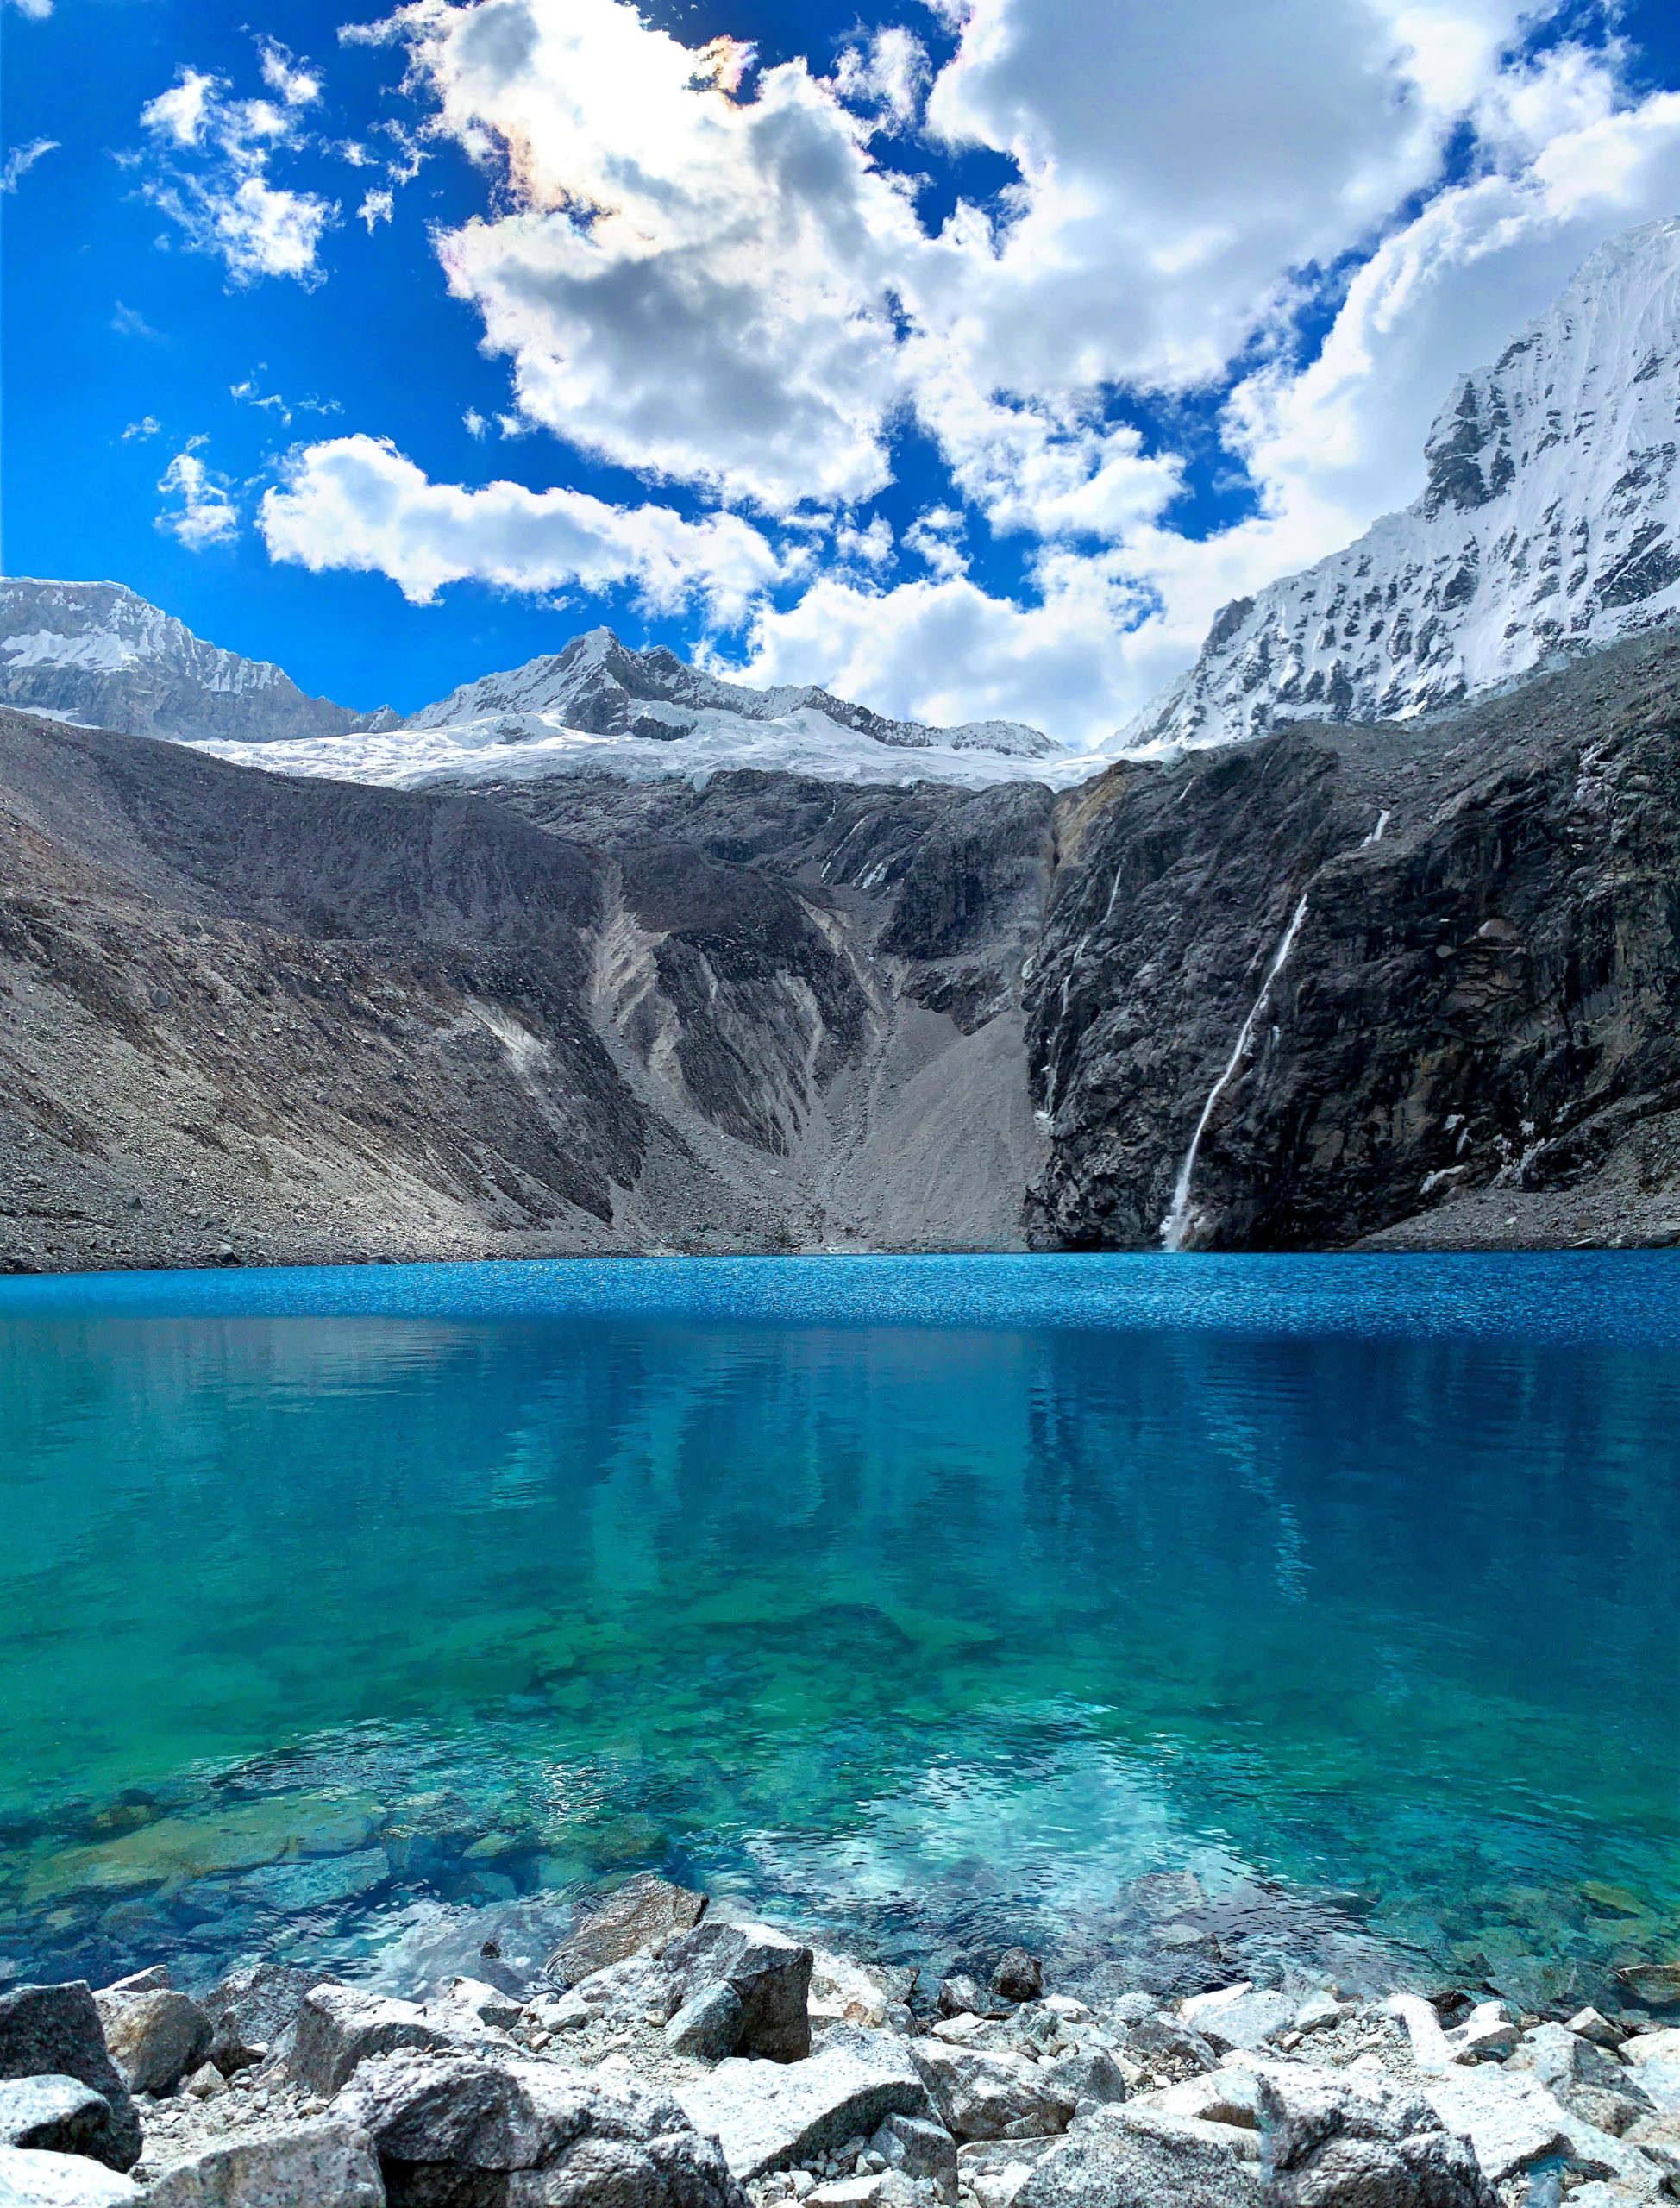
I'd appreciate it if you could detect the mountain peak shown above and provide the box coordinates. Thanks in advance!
[404,630,1064,769]
[0,575,393,744]
[1121,217,1680,751]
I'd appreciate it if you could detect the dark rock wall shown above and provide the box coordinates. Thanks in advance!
[1028,631,1680,1248]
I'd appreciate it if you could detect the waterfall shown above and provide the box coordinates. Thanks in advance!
[1159,894,1311,1251]
[1362,808,1391,847]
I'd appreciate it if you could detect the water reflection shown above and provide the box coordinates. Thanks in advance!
[0,1264,1676,1998]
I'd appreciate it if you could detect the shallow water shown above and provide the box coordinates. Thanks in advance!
[1,1253,1676,2005]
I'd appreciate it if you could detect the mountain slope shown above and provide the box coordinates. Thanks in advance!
[1122,219,1680,751]
[0,707,1052,1272]
[0,578,398,744]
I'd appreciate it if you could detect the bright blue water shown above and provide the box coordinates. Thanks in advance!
[1,1254,1676,2006]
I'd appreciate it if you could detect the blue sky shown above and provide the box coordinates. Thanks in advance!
[4,0,1680,739]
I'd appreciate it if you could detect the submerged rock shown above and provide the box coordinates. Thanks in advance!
[0,1984,141,2173]
[543,1874,709,1987]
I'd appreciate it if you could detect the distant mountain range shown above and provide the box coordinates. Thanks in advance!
[8,220,1680,786]
[1119,218,1680,750]
[0,582,1069,791]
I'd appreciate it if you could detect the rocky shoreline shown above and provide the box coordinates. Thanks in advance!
[3,1874,1677,2207]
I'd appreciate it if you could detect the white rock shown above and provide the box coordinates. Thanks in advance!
[138,2120,384,2205]
[676,2026,929,2180]
[1623,2029,1680,2069]
[0,2148,140,2206]
[909,2042,1073,2143]
[1423,2066,1663,2192]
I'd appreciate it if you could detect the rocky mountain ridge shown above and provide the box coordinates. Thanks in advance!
[0,579,399,747]
[1121,218,1680,752]
[410,625,1059,758]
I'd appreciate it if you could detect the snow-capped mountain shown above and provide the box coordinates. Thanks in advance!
[1121,218,1680,751]
[197,627,1100,792]
[0,578,397,745]
[410,626,1061,758]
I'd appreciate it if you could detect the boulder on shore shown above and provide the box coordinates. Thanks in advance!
[140,2120,385,2206]
[0,1984,142,2174]
[92,1986,212,2098]
[0,2145,141,2205]
[1257,2062,1499,2206]
[0,2075,120,2162]
[661,1922,814,2064]
[1010,2105,1261,2206]
[674,2025,929,2180]
[334,2046,743,2205]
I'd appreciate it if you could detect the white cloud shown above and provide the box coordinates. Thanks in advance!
[358,185,395,229]
[831,27,930,129]
[230,375,341,426]
[3,0,53,19]
[904,504,969,580]
[462,409,489,438]
[158,444,239,548]
[836,515,893,567]
[112,301,161,341]
[1,138,59,191]
[122,415,161,441]
[732,555,1154,737]
[139,56,335,284]
[277,0,1680,740]
[377,0,925,511]
[258,38,322,108]
[259,434,787,618]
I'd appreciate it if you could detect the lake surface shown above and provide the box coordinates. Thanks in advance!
[1,1253,1676,2009]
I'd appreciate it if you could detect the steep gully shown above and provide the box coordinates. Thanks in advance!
[4,627,1680,1270]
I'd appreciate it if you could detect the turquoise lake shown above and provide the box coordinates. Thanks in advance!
[1,1252,1676,2007]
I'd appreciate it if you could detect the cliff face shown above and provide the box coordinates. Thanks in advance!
[1029,630,1680,1250]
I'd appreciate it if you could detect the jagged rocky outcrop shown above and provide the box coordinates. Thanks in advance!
[1030,629,1680,1250]
[1121,219,1680,751]
[0,579,398,746]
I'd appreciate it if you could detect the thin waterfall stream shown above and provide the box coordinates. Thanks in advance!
[1160,893,1311,1250]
